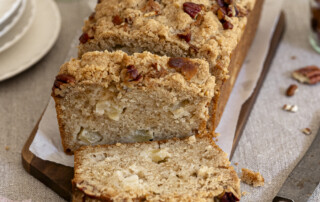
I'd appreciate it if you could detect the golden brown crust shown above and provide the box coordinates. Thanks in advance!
[213,0,264,129]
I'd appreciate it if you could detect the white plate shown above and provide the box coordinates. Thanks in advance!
[0,0,26,38]
[0,0,22,24]
[0,0,61,81]
[0,0,35,53]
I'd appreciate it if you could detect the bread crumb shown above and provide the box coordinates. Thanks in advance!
[234,162,238,166]
[5,146,9,151]
[241,168,264,187]
[215,133,221,137]
[242,191,249,196]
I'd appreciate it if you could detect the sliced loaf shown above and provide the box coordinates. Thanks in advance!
[72,135,240,201]
[52,50,215,154]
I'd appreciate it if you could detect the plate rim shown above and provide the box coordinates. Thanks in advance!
[0,0,22,25]
[0,0,26,38]
[0,0,62,82]
[0,0,36,53]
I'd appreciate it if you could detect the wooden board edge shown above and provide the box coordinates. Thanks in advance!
[230,12,286,159]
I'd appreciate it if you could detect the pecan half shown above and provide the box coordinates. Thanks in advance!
[286,84,298,97]
[216,191,240,202]
[292,66,320,84]
[168,57,198,80]
[112,15,123,25]
[183,2,203,19]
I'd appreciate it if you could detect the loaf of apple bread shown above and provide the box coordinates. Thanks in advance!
[72,135,240,201]
[77,0,262,129]
[52,50,215,154]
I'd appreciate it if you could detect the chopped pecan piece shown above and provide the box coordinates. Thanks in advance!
[217,7,227,20]
[121,65,142,82]
[292,66,320,84]
[286,84,298,97]
[112,15,123,25]
[168,57,198,80]
[302,128,312,135]
[216,191,240,202]
[227,6,237,17]
[282,104,298,113]
[223,21,233,29]
[177,30,191,43]
[53,74,75,91]
[79,33,92,44]
[193,14,204,26]
[183,2,203,19]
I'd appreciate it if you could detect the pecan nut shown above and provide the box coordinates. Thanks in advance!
[52,74,75,94]
[282,104,298,113]
[292,66,320,85]
[286,84,298,97]
[183,2,203,19]
[168,57,198,80]
[177,29,191,43]
[217,7,227,20]
[121,65,142,83]
[112,15,123,25]
[302,128,312,135]
[79,33,93,44]
[223,21,233,29]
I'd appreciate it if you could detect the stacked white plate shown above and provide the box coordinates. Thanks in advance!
[0,0,61,81]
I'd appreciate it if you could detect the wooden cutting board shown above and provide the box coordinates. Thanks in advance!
[21,13,285,201]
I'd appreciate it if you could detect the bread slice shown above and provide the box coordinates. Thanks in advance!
[72,135,240,201]
[52,50,215,154]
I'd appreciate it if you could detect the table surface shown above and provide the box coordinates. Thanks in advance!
[0,0,319,201]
